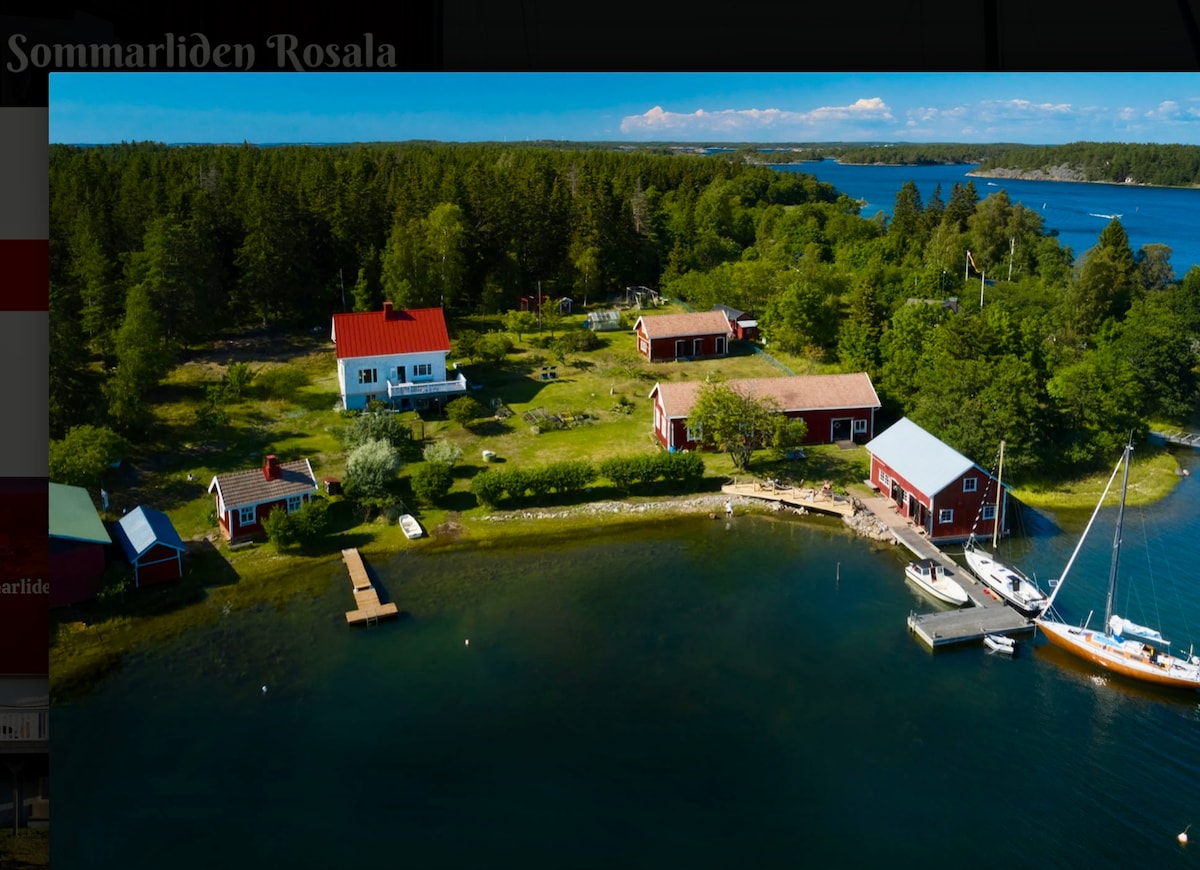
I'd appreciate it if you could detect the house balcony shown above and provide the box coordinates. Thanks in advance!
[0,709,49,753]
[386,372,469,400]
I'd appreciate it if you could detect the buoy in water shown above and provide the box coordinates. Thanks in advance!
[261,685,267,694]
[465,639,470,646]
[1179,824,1191,844]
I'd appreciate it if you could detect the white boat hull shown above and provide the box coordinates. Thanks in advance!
[984,634,1015,654]
[963,545,1047,617]
[905,560,970,606]
[399,514,423,539]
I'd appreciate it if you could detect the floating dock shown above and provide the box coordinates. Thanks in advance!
[1150,429,1200,449]
[342,548,398,626]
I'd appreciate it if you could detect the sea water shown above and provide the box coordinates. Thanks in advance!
[53,457,1200,868]
[777,161,1200,274]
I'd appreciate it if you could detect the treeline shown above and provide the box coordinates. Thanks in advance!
[49,140,1200,479]
[975,141,1200,187]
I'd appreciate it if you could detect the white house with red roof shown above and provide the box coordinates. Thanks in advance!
[330,302,468,411]
[649,373,881,452]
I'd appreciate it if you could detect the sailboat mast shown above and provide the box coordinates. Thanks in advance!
[1103,443,1133,628]
[992,440,1005,548]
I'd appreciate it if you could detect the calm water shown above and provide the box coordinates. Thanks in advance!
[778,160,1200,274]
[54,458,1200,868]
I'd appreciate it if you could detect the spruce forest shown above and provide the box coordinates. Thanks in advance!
[49,141,1200,478]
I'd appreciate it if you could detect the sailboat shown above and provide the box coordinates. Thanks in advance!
[1035,442,1200,691]
[963,441,1049,617]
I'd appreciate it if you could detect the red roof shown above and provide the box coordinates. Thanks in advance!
[331,305,452,360]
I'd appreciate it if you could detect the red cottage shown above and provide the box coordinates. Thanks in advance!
[864,417,1005,544]
[649,373,881,452]
[711,304,759,341]
[208,455,319,543]
[48,482,111,608]
[634,311,733,363]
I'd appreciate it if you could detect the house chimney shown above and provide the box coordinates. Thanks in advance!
[382,301,394,319]
[263,454,280,480]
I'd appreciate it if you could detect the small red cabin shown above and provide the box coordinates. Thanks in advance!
[208,456,319,543]
[634,311,733,363]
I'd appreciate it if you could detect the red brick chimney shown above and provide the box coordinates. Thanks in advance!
[382,301,394,319]
[263,454,281,480]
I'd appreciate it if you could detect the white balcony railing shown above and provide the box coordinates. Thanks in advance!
[0,709,48,742]
[386,372,469,400]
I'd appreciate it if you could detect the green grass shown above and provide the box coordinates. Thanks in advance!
[0,829,49,868]
[1008,448,1181,510]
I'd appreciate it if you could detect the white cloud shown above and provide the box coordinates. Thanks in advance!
[619,97,893,138]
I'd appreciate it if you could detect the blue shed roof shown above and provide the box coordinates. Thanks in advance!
[113,505,185,562]
[864,417,978,497]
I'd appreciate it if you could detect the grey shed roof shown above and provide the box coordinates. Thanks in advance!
[864,417,978,497]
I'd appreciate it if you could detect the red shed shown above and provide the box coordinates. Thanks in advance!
[634,311,732,363]
[111,505,186,587]
[48,482,111,608]
[649,373,881,452]
[864,417,1005,544]
[712,304,759,341]
[208,456,319,543]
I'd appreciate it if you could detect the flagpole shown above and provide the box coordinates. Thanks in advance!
[965,251,970,283]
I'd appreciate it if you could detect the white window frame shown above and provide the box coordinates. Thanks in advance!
[982,505,997,521]
[853,419,867,434]
[287,495,303,512]
[358,368,378,385]
[413,363,432,378]
[238,505,255,525]
[878,470,891,489]
[685,421,702,442]
[938,508,954,524]
[963,477,978,493]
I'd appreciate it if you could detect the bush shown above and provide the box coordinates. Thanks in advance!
[345,438,401,499]
[262,497,330,549]
[422,440,463,466]
[49,424,129,489]
[224,361,254,399]
[471,469,507,508]
[446,396,485,428]
[411,461,454,505]
[476,332,514,364]
[554,329,601,353]
[342,411,413,450]
[254,364,310,400]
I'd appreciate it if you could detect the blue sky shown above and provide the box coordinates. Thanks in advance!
[50,72,1200,145]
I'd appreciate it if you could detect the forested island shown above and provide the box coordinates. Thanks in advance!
[50,140,1200,480]
[725,141,1200,188]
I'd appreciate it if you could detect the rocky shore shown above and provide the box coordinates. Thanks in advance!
[477,492,898,543]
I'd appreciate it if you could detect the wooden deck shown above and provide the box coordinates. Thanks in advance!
[721,480,856,518]
[342,548,399,626]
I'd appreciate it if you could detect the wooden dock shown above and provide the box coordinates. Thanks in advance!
[721,479,856,518]
[1150,429,1200,449]
[855,495,1036,649]
[342,548,399,626]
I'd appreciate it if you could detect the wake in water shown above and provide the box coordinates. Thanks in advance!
[1088,212,1124,219]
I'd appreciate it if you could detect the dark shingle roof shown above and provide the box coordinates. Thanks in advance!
[209,459,318,509]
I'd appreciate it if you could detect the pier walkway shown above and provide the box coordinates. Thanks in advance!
[856,494,1036,649]
[1151,429,1200,449]
[343,548,399,626]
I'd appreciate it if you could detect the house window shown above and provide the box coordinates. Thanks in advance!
[853,419,867,434]
[878,470,891,489]
[982,505,997,521]
[963,477,978,493]
[413,363,432,378]
[238,505,255,525]
[938,509,954,524]
[685,422,702,442]
[358,368,377,385]
[693,338,704,357]
[287,495,303,512]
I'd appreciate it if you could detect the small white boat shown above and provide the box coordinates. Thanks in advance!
[963,541,1048,617]
[399,514,423,539]
[984,634,1016,655]
[904,559,970,606]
